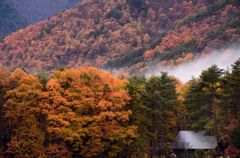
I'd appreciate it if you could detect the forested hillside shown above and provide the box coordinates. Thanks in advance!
[9,0,79,23]
[0,0,27,38]
[0,0,239,73]
[0,0,79,38]
[1,59,240,157]
[1,0,240,157]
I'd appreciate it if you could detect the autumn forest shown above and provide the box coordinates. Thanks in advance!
[0,59,240,157]
[0,0,240,157]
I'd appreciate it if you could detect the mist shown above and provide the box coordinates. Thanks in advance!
[146,44,240,83]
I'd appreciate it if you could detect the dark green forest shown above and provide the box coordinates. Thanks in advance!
[0,0,27,38]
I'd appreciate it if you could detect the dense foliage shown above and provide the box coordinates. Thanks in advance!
[0,0,239,73]
[126,73,179,157]
[1,59,240,157]
[125,59,240,157]
[0,0,27,38]
[9,0,79,23]
[0,67,137,157]
[0,0,79,38]
[0,0,240,157]
[183,60,240,157]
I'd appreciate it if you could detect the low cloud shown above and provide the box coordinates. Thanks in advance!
[146,44,240,82]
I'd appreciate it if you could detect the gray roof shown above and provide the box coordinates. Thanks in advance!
[170,131,217,150]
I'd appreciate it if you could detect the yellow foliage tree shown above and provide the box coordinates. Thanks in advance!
[41,67,137,157]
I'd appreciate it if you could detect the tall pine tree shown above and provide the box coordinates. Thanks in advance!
[185,65,223,139]
[144,73,179,157]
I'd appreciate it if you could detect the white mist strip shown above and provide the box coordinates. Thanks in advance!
[147,45,240,83]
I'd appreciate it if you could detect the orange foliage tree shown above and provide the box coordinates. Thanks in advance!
[42,67,137,157]
[3,69,45,157]
[1,67,137,157]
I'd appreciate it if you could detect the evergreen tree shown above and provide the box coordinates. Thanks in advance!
[125,76,149,158]
[200,65,223,137]
[126,73,179,157]
[219,59,240,155]
[184,79,209,130]
[228,59,240,117]
[185,65,223,139]
[144,73,179,157]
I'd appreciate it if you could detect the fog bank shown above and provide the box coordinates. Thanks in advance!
[147,45,240,82]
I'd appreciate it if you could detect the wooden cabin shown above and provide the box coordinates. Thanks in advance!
[170,131,217,158]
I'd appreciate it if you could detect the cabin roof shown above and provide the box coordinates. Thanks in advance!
[170,131,217,150]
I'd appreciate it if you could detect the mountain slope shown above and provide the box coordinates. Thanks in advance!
[0,0,239,73]
[0,0,27,38]
[0,0,79,38]
[9,0,79,23]
[107,0,240,73]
